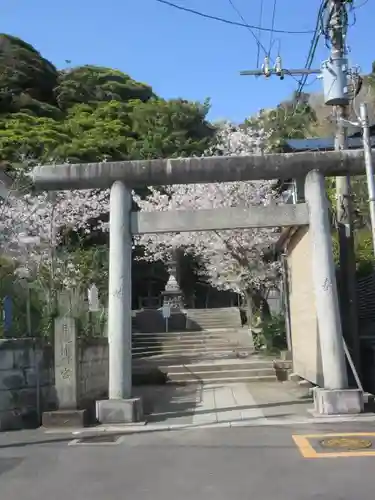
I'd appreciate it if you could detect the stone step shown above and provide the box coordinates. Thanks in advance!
[134,355,254,365]
[185,308,240,314]
[132,349,242,360]
[132,341,235,349]
[132,331,244,341]
[167,368,275,381]
[132,337,237,343]
[132,342,237,352]
[186,313,239,319]
[186,315,239,320]
[132,335,230,343]
[133,327,242,334]
[132,343,245,351]
[186,312,239,317]
[132,339,237,349]
[186,322,239,328]
[132,340,231,348]
[162,361,274,373]
[132,335,235,343]
[168,375,277,384]
[186,314,240,319]
[187,318,239,323]
[132,346,240,358]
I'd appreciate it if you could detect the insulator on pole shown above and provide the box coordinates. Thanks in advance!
[262,56,271,77]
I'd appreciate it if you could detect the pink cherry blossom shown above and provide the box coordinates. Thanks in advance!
[134,121,282,294]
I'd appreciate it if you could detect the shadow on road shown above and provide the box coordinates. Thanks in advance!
[133,383,202,423]
[141,398,313,420]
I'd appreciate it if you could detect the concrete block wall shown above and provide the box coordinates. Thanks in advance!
[0,333,110,430]
[77,337,109,410]
[0,339,55,430]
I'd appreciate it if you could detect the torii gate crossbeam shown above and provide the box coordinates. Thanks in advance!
[32,149,370,190]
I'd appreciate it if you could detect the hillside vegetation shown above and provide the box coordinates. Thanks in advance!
[0,34,215,166]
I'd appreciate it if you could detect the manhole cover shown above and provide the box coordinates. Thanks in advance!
[320,437,373,451]
[75,434,121,444]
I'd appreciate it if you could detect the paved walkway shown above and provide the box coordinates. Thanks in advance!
[132,381,375,429]
[133,380,316,428]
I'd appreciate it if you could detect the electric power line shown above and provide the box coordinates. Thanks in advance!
[227,0,268,58]
[294,0,326,102]
[256,0,264,68]
[228,0,299,83]
[354,0,369,9]
[154,0,315,34]
[227,0,300,85]
[295,33,320,98]
[268,0,278,56]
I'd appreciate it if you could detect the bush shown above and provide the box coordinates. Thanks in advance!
[253,313,287,353]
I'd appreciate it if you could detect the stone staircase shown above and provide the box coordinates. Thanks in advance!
[185,307,242,331]
[132,327,281,384]
[160,359,277,384]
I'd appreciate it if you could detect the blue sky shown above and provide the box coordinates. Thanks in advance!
[2,0,373,122]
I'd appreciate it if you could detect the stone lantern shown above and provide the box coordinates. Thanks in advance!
[161,255,184,311]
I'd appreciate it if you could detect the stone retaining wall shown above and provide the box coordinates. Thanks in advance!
[0,328,110,430]
[0,339,55,430]
[77,337,108,412]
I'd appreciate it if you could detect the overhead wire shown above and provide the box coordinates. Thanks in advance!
[268,0,278,56]
[353,0,369,9]
[227,0,300,86]
[154,0,315,34]
[227,0,268,59]
[226,0,300,84]
[294,0,326,103]
[256,0,264,68]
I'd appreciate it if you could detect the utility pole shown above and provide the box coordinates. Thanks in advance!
[324,0,360,377]
[360,102,375,257]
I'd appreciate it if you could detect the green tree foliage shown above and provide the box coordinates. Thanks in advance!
[54,66,154,111]
[246,92,318,151]
[0,34,59,115]
[326,175,375,275]
[54,101,136,163]
[0,112,70,161]
[128,97,215,159]
[0,98,215,164]
[0,34,215,166]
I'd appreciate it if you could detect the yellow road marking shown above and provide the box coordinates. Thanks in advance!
[292,433,375,458]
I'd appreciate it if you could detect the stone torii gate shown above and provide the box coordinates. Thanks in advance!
[32,149,371,422]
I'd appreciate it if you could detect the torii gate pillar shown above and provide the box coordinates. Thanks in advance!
[305,170,363,415]
[96,181,143,424]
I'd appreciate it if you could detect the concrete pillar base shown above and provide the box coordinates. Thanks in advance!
[96,398,143,424]
[313,388,364,415]
[42,409,89,428]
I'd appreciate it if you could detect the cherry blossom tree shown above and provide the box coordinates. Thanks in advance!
[0,182,109,284]
[0,173,112,336]
[134,121,282,322]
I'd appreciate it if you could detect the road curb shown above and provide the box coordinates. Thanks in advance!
[43,412,375,436]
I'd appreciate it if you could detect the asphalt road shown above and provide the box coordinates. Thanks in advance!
[0,422,374,500]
